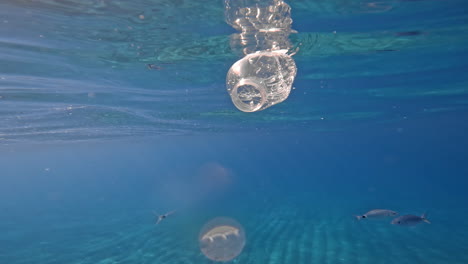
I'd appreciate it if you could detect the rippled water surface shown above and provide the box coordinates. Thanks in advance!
[1,0,467,142]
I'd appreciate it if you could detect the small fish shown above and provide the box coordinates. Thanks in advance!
[355,209,398,220]
[154,210,176,225]
[375,49,399,52]
[146,62,174,70]
[391,213,430,226]
[147,64,162,70]
[395,31,423,37]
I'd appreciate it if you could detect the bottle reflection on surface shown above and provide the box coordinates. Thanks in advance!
[225,0,297,112]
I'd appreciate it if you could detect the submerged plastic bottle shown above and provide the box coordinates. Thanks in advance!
[226,49,296,112]
[225,0,297,112]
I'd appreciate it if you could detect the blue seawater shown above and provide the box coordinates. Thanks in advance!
[1,1,467,263]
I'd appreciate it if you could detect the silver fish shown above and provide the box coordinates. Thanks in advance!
[154,210,176,225]
[355,209,398,220]
[391,213,430,226]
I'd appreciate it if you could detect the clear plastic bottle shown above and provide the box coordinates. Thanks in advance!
[226,49,296,112]
[224,0,297,112]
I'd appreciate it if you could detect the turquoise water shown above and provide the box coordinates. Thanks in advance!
[1,0,468,263]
